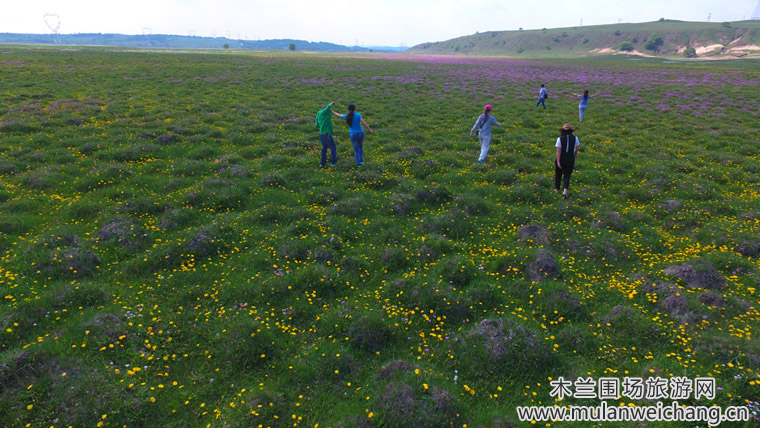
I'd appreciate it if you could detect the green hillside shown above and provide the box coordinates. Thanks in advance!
[408,20,760,58]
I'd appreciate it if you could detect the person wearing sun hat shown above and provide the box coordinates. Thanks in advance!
[469,104,502,163]
[555,123,580,198]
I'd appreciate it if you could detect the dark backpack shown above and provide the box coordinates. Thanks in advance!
[559,134,575,157]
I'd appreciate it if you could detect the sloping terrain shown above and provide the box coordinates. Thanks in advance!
[408,20,760,59]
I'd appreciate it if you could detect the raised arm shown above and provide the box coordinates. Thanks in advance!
[331,109,343,118]
[317,103,334,127]
[360,117,373,134]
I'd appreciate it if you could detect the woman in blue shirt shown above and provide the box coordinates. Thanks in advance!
[571,90,593,122]
[333,104,373,166]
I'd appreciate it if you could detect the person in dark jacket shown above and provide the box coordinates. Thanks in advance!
[555,123,580,198]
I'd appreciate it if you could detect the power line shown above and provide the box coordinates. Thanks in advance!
[752,0,760,20]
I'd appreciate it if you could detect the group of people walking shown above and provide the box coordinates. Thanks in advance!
[535,84,596,122]
[316,85,593,198]
[469,84,592,198]
[315,102,373,168]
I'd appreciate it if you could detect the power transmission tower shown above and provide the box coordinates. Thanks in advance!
[142,27,152,48]
[43,14,61,44]
[752,0,760,20]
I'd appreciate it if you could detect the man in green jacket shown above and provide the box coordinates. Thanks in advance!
[316,102,337,167]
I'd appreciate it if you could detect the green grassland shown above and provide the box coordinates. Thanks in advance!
[1,46,760,427]
[409,20,760,58]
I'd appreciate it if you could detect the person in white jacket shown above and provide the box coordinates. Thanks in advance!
[469,104,502,163]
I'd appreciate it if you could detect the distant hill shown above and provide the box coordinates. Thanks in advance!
[408,20,760,59]
[0,33,404,53]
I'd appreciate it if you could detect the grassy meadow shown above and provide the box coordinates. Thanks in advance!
[1,46,760,427]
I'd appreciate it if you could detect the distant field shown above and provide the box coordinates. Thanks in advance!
[1,47,760,427]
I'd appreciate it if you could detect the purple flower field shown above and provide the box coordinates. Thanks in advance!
[1,48,760,427]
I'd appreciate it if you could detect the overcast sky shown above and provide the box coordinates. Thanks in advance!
[3,1,758,47]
